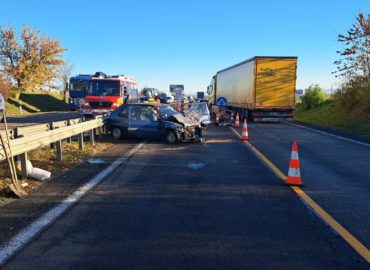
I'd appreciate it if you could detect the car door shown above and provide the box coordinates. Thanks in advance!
[143,107,165,138]
[129,106,164,138]
[110,106,130,134]
[128,105,147,137]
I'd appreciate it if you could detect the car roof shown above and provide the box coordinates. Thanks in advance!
[126,102,167,107]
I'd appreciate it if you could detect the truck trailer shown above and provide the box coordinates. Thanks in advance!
[207,56,297,121]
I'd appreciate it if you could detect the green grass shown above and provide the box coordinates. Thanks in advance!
[5,91,69,116]
[294,100,370,139]
[19,92,68,111]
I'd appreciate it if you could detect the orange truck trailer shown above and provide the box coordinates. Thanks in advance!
[207,56,298,121]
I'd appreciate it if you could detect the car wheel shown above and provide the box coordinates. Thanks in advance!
[111,127,123,140]
[166,130,178,144]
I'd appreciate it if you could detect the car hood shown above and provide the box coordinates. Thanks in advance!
[168,112,201,127]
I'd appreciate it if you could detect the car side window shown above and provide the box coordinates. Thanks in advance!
[139,107,153,121]
[149,107,159,121]
[130,106,142,120]
[135,107,156,122]
[119,106,130,118]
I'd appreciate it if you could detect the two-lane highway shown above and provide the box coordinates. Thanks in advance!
[0,125,367,269]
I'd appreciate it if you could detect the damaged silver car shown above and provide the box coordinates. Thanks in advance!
[187,101,211,127]
[106,103,203,144]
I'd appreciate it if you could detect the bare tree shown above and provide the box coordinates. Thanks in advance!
[333,12,370,87]
[59,61,74,102]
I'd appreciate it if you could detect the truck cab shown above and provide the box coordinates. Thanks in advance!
[69,74,91,110]
[81,72,138,116]
[141,88,159,102]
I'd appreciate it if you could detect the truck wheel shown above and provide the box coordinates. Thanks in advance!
[111,127,124,140]
[166,130,178,144]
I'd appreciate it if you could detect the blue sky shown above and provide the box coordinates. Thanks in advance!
[1,0,369,94]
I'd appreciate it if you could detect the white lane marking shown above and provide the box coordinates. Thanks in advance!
[0,142,146,266]
[282,121,370,147]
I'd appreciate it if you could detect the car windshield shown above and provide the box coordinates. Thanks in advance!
[157,105,178,118]
[88,80,120,96]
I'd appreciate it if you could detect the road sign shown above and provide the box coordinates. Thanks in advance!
[216,96,228,107]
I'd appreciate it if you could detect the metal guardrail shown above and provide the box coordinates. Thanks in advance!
[15,123,50,138]
[0,117,104,163]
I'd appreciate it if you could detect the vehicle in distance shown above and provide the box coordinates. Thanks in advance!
[170,84,184,101]
[141,87,159,102]
[81,72,138,116]
[196,91,205,99]
[187,96,195,103]
[207,56,297,121]
[69,74,91,110]
[107,103,203,144]
[160,92,175,104]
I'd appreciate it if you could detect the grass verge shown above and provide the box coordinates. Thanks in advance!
[5,91,68,117]
[294,100,370,139]
[0,140,113,204]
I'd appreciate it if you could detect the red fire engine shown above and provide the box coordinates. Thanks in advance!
[81,72,138,116]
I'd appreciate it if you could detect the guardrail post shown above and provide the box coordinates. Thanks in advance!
[50,122,55,149]
[19,152,28,179]
[97,126,103,140]
[56,140,62,161]
[67,119,75,143]
[90,129,95,146]
[79,133,84,150]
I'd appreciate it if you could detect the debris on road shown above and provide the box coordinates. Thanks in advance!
[16,159,51,181]
[88,158,107,164]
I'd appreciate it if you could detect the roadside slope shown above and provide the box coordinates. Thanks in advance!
[294,101,370,140]
[5,92,69,117]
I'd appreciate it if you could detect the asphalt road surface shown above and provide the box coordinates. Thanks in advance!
[0,111,81,129]
[0,124,368,269]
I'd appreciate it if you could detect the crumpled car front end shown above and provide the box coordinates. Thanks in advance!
[167,112,203,142]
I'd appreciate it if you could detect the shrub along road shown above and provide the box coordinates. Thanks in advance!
[0,125,368,269]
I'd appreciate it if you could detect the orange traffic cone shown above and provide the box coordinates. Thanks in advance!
[286,141,303,186]
[241,118,249,140]
[215,111,220,125]
[235,113,240,127]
